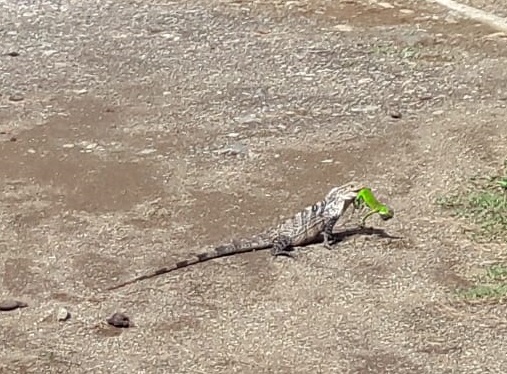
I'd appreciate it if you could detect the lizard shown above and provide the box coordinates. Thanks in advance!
[354,187,394,226]
[106,182,392,291]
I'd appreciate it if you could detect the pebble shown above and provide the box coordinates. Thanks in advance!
[255,27,271,35]
[85,143,98,150]
[333,24,353,32]
[137,148,157,155]
[350,105,379,113]
[234,113,259,125]
[8,94,24,102]
[390,111,402,119]
[106,312,131,328]
[0,300,28,311]
[57,307,71,321]
[214,142,249,157]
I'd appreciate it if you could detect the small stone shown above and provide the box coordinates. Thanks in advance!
[9,136,16,142]
[73,89,88,95]
[106,312,131,328]
[216,148,239,156]
[333,24,353,32]
[400,9,414,14]
[0,300,28,311]
[27,148,36,154]
[57,307,71,321]
[8,94,24,102]
[256,27,271,35]
[350,105,379,113]
[215,142,250,157]
[321,159,333,163]
[226,132,240,138]
[390,111,402,119]
[377,2,394,8]
[62,143,75,149]
[235,114,259,125]
[42,50,58,57]
[160,33,176,39]
[85,142,98,150]
[138,148,157,155]
[432,110,444,116]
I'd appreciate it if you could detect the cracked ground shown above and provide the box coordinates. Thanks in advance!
[1,0,507,373]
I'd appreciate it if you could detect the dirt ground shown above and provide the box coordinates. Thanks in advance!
[1,0,507,373]
[458,0,507,18]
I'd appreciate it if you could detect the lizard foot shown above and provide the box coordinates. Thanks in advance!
[271,236,294,258]
[323,240,334,250]
[323,233,340,249]
[270,248,295,258]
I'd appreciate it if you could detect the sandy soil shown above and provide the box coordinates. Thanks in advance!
[1,0,507,373]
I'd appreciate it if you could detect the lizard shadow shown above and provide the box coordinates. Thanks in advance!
[332,226,403,243]
[287,226,402,256]
[281,227,402,256]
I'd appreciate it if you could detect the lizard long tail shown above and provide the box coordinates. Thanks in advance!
[106,241,272,291]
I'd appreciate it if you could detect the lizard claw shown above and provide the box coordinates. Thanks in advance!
[358,220,371,230]
[323,233,339,249]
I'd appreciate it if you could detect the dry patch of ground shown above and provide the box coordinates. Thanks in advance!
[1,0,507,373]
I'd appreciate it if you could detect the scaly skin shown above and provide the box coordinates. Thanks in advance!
[354,187,394,226]
[106,182,365,291]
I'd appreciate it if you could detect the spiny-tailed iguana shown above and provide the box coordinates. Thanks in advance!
[107,182,393,291]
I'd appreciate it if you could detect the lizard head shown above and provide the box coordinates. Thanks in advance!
[325,181,365,202]
[378,205,394,221]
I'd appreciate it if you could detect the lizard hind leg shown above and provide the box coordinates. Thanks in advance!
[271,235,294,258]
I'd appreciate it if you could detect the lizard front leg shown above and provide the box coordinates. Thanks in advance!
[322,216,339,249]
[360,209,378,227]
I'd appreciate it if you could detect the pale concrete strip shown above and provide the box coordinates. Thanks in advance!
[431,0,507,32]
